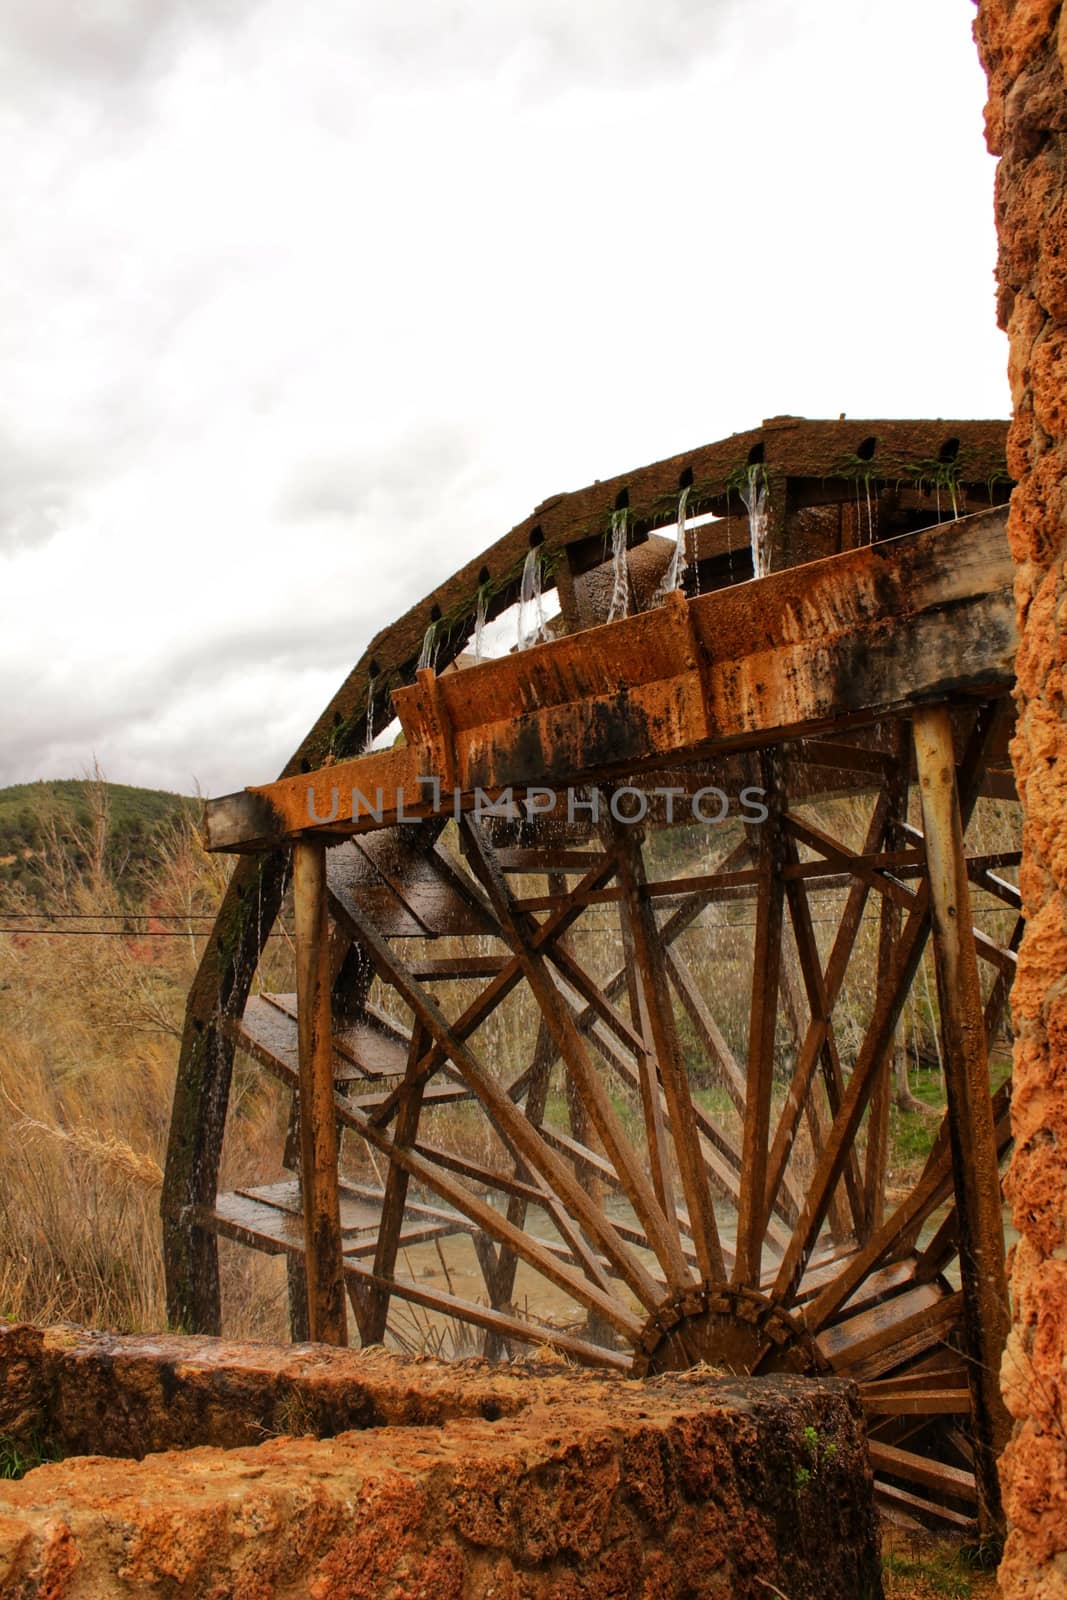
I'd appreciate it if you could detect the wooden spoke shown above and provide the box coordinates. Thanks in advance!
[292,840,348,1346]
[460,815,694,1294]
[343,1263,631,1372]
[734,760,786,1284]
[611,815,726,1282]
[863,727,910,1236]
[361,1022,431,1344]
[913,705,1011,1537]
[763,789,892,1227]
[331,884,665,1313]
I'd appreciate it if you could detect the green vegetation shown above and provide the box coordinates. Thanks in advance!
[0,778,196,902]
[882,1546,974,1599]
[0,1432,58,1480]
[793,1423,837,1491]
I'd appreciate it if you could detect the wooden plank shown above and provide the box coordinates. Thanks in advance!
[405,955,511,980]
[913,704,1011,1540]
[362,1022,430,1344]
[863,1389,971,1417]
[343,1262,632,1372]
[762,791,890,1229]
[612,817,726,1282]
[458,818,693,1298]
[873,1481,978,1533]
[823,1291,964,1383]
[348,849,622,1131]
[330,872,665,1316]
[292,840,347,1346]
[864,729,909,1236]
[868,1441,977,1506]
[255,992,412,1080]
[817,1281,946,1364]
[205,510,1015,850]
[734,763,785,1285]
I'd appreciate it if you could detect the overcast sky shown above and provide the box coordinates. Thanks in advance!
[1,0,1007,798]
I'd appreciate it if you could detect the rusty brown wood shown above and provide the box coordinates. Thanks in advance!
[343,1262,632,1371]
[611,815,726,1282]
[779,830,866,1239]
[615,842,678,1227]
[205,509,1015,852]
[458,816,694,1294]
[769,700,1006,1310]
[292,840,348,1346]
[355,849,620,1131]
[486,1018,556,1331]
[334,887,665,1316]
[331,1084,645,1339]
[733,758,786,1286]
[664,945,747,1116]
[762,791,892,1228]
[780,912,850,1240]
[867,1440,977,1507]
[862,1389,973,1417]
[864,729,909,1235]
[913,703,1011,1539]
[361,1021,431,1344]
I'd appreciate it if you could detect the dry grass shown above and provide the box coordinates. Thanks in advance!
[882,1531,1001,1600]
[0,779,288,1338]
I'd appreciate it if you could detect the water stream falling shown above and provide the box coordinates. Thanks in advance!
[364,675,376,752]
[658,485,691,599]
[740,463,769,579]
[473,586,489,663]
[517,548,546,650]
[417,620,438,673]
[607,508,629,622]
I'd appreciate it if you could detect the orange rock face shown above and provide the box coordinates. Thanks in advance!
[0,1329,882,1599]
[975,5,1067,1594]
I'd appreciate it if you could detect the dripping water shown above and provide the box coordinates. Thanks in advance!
[657,485,691,601]
[474,586,489,663]
[517,548,546,650]
[364,675,376,752]
[417,620,438,673]
[740,463,769,579]
[607,508,629,622]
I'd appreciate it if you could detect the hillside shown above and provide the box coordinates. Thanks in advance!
[0,779,197,900]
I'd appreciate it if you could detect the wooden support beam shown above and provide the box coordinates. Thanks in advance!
[330,876,665,1315]
[864,726,909,1235]
[459,817,694,1296]
[205,509,1015,852]
[292,840,348,1346]
[611,816,726,1282]
[360,1022,430,1345]
[734,757,786,1285]
[912,704,1011,1541]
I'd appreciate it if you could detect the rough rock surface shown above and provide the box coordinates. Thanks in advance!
[0,1324,526,1461]
[975,5,1067,1596]
[0,1328,882,1599]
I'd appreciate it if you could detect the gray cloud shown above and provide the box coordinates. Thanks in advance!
[276,422,479,526]
[349,0,739,90]
[0,0,253,97]
[0,0,1009,804]
[0,433,80,553]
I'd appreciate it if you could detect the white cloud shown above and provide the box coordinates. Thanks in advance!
[0,0,1008,796]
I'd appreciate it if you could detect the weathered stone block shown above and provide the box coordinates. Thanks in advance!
[0,1326,883,1599]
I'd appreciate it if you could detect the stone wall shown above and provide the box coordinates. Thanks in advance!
[974,4,1067,1595]
[0,1325,883,1600]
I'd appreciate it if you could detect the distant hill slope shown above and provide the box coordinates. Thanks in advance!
[0,779,197,898]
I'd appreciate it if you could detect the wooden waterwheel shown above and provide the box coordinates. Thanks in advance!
[165,418,1019,1539]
